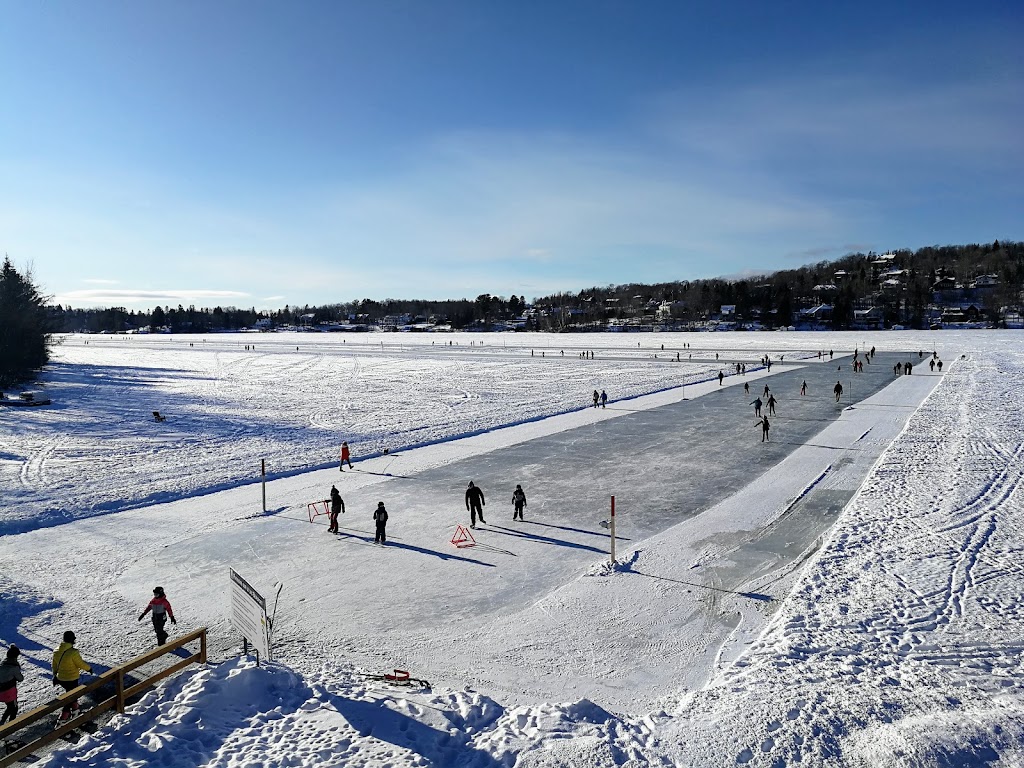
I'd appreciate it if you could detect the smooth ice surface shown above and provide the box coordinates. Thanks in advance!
[2,330,1022,767]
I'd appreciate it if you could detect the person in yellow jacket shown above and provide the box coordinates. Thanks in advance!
[52,631,92,721]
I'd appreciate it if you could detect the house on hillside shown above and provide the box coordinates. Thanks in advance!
[853,307,884,330]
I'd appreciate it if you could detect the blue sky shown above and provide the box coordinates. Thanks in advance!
[1,0,1021,310]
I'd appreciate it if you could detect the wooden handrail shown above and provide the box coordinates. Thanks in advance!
[0,628,207,767]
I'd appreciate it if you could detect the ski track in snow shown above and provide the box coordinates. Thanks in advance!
[4,330,1024,767]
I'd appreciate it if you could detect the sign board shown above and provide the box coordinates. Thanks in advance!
[229,568,270,659]
[720,305,736,315]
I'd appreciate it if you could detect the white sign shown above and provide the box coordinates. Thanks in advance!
[229,568,271,659]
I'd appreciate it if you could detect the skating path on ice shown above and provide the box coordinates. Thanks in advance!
[2,351,940,712]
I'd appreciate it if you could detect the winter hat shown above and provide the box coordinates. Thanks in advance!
[5,645,18,660]
[63,631,76,643]
[153,586,165,596]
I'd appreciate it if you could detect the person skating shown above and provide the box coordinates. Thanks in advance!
[834,381,844,402]
[138,586,177,646]
[750,397,762,417]
[0,645,23,725]
[762,384,770,398]
[52,631,92,721]
[800,380,807,396]
[328,485,344,533]
[466,481,486,527]
[744,381,749,395]
[767,394,778,416]
[718,370,724,385]
[373,502,388,544]
[757,415,771,442]
[512,484,527,521]
[339,441,352,471]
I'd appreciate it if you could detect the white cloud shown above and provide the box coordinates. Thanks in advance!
[56,289,249,307]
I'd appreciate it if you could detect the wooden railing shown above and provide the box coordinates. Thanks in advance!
[0,628,207,767]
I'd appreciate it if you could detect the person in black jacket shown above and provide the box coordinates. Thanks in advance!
[373,502,388,544]
[0,645,23,725]
[466,481,486,528]
[512,485,527,521]
[328,486,344,533]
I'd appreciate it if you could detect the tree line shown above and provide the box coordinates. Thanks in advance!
[2,241,1021,385]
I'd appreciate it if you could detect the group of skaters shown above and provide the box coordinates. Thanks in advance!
[323,475,529,544]
[0,588,176,728]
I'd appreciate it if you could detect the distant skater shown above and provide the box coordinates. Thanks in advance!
[512,484,527,521]
[466,481,486,528]
[328,485,344,533]
[138,586,176,646]
[0,645,23,725]
[763,384,770,398]
[834,381,844,402]
[600,390,607,408]
[800,380,807,396]
[767,394,778,416]
[718,370,724,385]
[373,502,388,544]
[339,441,352,471]
[757,415,771,442]
[750,397,762,417]
[744,381,750,395]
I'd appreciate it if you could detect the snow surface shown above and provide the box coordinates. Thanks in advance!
[1,330,1022,767]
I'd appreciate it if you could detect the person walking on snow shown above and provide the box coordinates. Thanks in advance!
[0,645,23,725]
[718,370,724,385]
[328,485,344,533]
[466,481,486,527]
[138,586,176,646]
[52,631,92,721]
[757,415,771,442]
[372,502,388,544]
[512,484,527,521]
[767,394,778,416]
[750,397,762,417]
[592,390,599,408]
[834,381,844,402]
[339,441,352,471]
[600,390,607,408]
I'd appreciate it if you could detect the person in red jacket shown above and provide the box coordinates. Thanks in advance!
[340,441,353,471]
[138,586,176,646]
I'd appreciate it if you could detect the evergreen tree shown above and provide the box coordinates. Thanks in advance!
[0,257,53,386]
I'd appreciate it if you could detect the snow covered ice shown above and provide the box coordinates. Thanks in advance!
[2,330,1023,766]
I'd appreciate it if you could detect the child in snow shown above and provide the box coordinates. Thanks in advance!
[373,502,388,544]
[52,631,92,721]
[138,587,176,646]
[0,645,23,725]
[512,485,527,521]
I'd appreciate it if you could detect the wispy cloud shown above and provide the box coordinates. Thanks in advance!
[56,289,249,306]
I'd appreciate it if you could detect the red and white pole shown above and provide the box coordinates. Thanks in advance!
[610,495,616,564]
